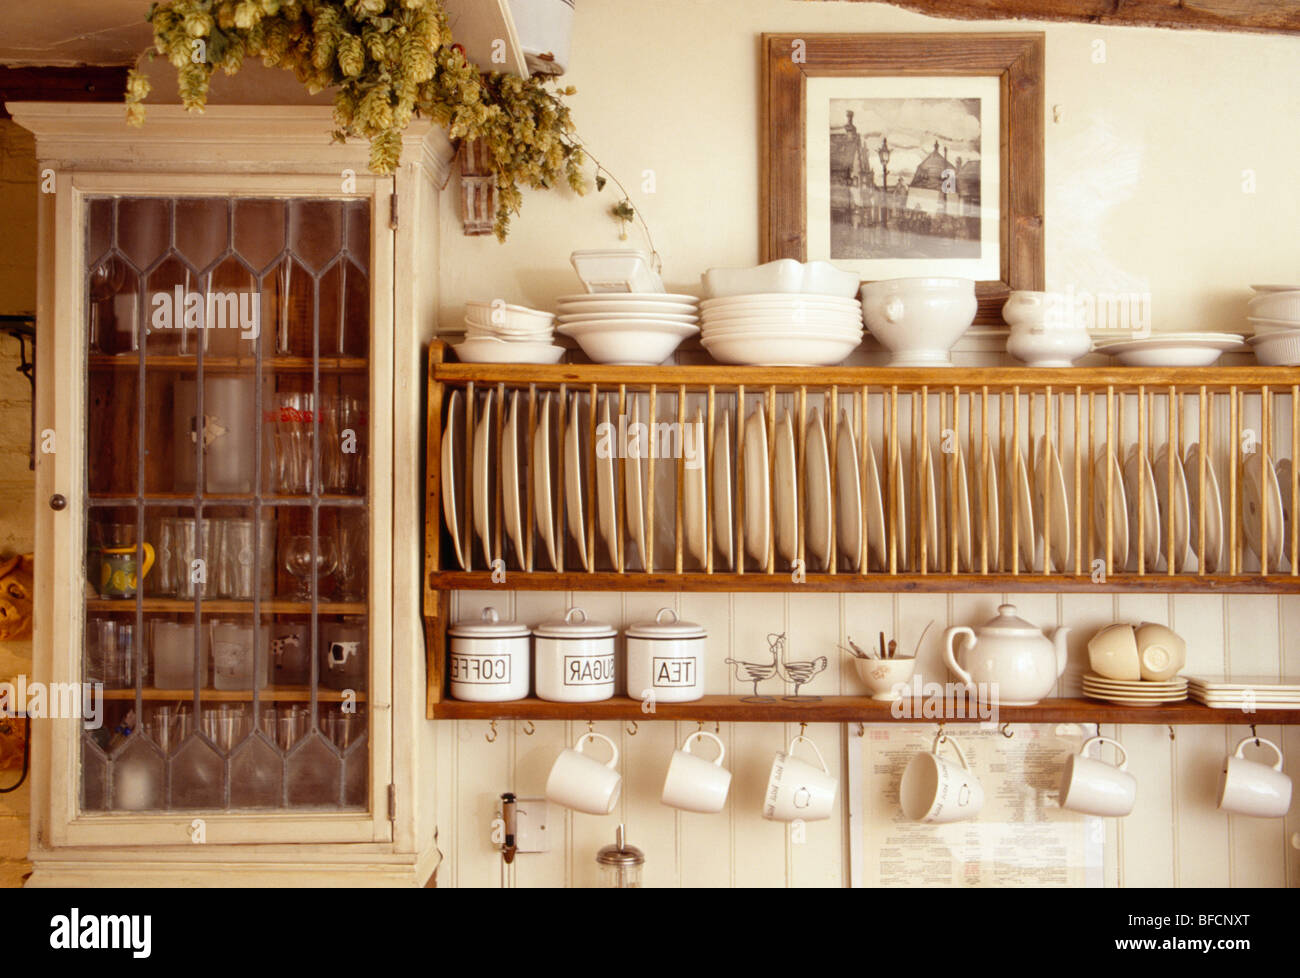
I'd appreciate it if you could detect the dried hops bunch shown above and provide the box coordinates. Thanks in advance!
[127,0,586,239]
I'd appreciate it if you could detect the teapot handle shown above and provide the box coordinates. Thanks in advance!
[943,626,976,687]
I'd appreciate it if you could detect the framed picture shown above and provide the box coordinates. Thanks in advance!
[761,33,1044,325]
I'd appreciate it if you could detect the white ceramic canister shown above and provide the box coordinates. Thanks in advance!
[534,607,617,703]
[449,607,532,702]
[625,608,707,703]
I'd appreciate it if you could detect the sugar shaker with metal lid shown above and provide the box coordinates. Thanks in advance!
[596,824,645,888]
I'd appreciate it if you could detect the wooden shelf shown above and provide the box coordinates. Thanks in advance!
[428,695,1300,725]
[101,687,365,702]
[428,570,1300,594]
[431,362,1300,390]
[89,354,367,373]
[88,492,366,504]
[87,599,366,614]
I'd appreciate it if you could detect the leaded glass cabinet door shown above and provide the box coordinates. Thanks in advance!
[51,175,393,846]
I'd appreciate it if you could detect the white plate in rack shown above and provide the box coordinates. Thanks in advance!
[805,407,832,572]
[440,389,466,570]
[684,406,709,567]
[596,396,620,567]
[743,404,771,566]
[1035,437,1071,572]
[625,398,647,570]
[951,447,973,571]
[1124,446,1161,571]
[863,438,886,571]
[533,392,557,570]
[1182,442,1223,573]
[774,409,798,564]
[564,395,591,572]
[1241,451,1284,569]
[1092,447,1129,571]
[836,409,863,572]
[472,389,495,566]
[1153,443,1191,571]
[502,391,525,569]
[713,410,734,569]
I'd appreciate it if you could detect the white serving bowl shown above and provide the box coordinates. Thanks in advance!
[453,337,566,364]
[701,313,863,331]
[703,260,860,299]
[1248,316,1300,335]
[465,300,555,334]
[557,320,699,365]
[702,331,860,366]
[570,248,664,294]
[700,293,861,312]
[1006,321,1092,367]
[702,321,863,339]
[859,277,977,367]
[557,310,698,325]
[1247,329,1300,365]
[1247,290,1300,321]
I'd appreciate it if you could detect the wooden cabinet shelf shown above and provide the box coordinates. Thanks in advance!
[89,354,368,373]
[87,598,366,614]
[428,695,1299,725]
[101,687,365,702]
[428,569,1300,594]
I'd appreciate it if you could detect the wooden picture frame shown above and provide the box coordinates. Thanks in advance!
[760,32,1044,325]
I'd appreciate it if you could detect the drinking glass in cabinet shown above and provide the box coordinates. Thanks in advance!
[144,704,192,755]
[172,378,262,494]
[212,516,275,600]
[323,392,367,494]
[267,391,317,493]
[209,620,268,690]
[85,618,134,687]
[320,705,367,750]
[149,620,207,690]
[171,518,216,600]
[321,618,366,691]
[284,534,338,600]
[331,510,368,602]
[268,620,311,685]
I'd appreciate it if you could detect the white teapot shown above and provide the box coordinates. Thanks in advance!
[943,604,1070,706]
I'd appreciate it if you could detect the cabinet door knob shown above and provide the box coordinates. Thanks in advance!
[49,494,67,511]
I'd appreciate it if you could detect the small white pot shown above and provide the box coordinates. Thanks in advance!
[625,607,707,703]
[1003,291,1091,367]
[534,607,617,702]
[449,606,532,702]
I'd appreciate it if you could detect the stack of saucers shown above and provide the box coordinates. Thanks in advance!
[1245,285,1300,365]
[455,300,564,364]
[699,293,864,366]
[555,292,700,365]
[1081,673,1189,707]
[1187,674,1300,710]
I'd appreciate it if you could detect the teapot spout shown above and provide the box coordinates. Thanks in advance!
[1051,627,1072,678]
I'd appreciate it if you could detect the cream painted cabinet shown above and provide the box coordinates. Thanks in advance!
[11,103,447,886]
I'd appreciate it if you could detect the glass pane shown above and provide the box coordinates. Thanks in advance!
[81,194,372,816]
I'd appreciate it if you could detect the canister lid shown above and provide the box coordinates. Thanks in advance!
[625,607,706,640]
[449,606,530,639]
[533,606,617,639]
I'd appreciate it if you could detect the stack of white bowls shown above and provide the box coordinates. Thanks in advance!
[1246,285,1300,365]
[555,293,700,365]
[456,300,564,364]
[698,260,863,366]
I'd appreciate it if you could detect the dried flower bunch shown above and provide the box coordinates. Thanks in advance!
[126,0,586,239]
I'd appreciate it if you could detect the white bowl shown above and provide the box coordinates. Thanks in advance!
[1247,329,1300,365]
[557,310,697,325]
[700,293,861,312]
[464,300,555,334]
[1006,321,1092,367]
[1247,290,1300,320]
[702,321,863,339]
[453,338,566,364]
[853,656,917,701]
[1248,316,1300,335]
[702,260,859,299]
[570,248,664,294]
[702,332,860,366]
[859,277,977,367]
[557,320,698,365]
[701,312,863,330]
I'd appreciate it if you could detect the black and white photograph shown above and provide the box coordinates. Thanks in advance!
[829,97,984,262]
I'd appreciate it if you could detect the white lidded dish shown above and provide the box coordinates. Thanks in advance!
[448,607,532,702]
[570,249,664,294]
[625,608,708,703]
[534,607,618,702]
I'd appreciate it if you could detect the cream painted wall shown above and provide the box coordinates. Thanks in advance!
[436,0,1300,332]
[431,2,1300,887]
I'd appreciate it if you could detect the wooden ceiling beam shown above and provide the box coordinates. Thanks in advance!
[0,66,129,119]
[829,1,1300,36]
